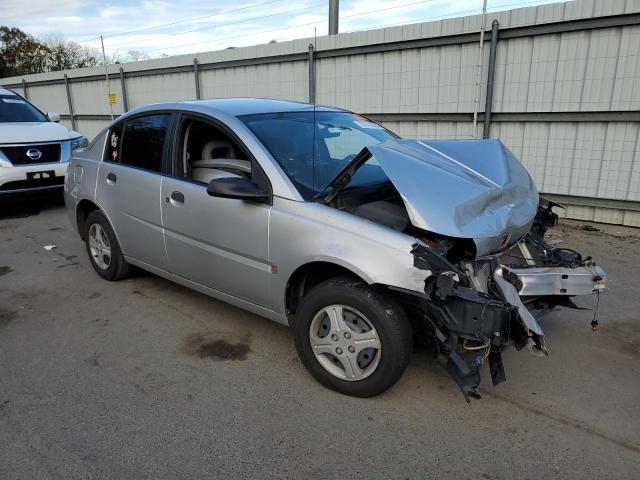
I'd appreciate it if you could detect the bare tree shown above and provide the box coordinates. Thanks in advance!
[40,32,101,71]
[124,50,151,63]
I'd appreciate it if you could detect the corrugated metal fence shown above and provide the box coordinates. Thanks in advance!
[2,0,639,225]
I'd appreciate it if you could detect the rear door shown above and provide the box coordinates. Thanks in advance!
[160,114,273,307]
[96,113,174,269]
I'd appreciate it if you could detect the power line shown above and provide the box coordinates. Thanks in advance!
[73,0,285,42]
[107,2,326,49]
[108,0,556,56]
[144,0,440,53]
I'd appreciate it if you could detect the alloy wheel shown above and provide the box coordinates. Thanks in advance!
[88,223,112,271]
[309,304,382,381]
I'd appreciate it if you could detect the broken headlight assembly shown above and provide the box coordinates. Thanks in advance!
[403,199,606,402]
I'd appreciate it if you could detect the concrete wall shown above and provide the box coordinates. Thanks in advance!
[3,0,639,225]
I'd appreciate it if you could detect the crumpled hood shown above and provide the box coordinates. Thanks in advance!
[367,139,538,242]
[0,122,76,144]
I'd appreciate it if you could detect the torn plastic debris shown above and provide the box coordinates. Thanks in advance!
[493,266,548,356]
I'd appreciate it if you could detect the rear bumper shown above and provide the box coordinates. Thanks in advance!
[509,265,607,296]
[0,162,68,195]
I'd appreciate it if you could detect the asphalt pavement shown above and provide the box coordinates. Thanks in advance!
[1,194,639,479]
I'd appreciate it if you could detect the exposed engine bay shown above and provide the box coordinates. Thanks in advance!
[319,139,607,401]
[339,192,606,401]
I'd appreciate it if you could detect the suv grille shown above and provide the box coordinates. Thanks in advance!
[0,143,61,165]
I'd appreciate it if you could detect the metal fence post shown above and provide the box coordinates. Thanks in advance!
[193,58,201,100]
[63,74,76,131]
[308,44,316,103]
[483,19,499,139]
[21,79,29,99]
[119,67,129,112]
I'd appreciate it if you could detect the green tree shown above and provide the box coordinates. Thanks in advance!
[0,26,49,77]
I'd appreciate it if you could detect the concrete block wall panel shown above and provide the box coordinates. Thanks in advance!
[525,34,561,111]
[559,205,640,227]
[126,72,196,109]
[199,61,307,102]
[581,28,623,110]
[611,25,640,111]
[622,210,640,227]
[70,78,123,115]
[597,122,639,200]
[27,84,69,116]
[74,119,109,140]
[316,42,486,115]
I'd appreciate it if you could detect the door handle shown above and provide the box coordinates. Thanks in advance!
[168,191,184,205]
[106,172,117,184]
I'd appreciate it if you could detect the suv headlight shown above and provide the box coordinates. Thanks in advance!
[0,152,11,168]
[71,136,89,152]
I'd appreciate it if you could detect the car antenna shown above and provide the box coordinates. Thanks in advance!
[312,27,317,193]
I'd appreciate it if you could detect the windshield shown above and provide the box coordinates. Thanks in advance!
[0,94,48,123]
[240,111,397,199]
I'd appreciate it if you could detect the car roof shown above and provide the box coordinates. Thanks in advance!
[129,97,347,118]
[184,98,346,116]
[0,88,17,96]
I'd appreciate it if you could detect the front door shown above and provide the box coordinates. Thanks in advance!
[160,115,272,307]
[96,113,173,270]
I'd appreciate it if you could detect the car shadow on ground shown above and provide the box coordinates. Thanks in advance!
[0,191,64,220]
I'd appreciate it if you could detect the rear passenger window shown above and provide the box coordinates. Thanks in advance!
[119,114,170,173]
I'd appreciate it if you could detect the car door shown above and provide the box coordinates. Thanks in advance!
[160,114,272,307]
[96,113,174,270]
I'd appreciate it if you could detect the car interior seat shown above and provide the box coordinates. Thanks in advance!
[191,140,245,184]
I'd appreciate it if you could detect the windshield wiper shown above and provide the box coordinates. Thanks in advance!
[313,147,372,204]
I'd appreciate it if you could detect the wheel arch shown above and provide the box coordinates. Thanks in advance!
[284,260,372,320]
[75,199,121,250]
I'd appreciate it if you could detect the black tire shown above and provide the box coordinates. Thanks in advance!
[84,210,133,281]
[293,277,412,397]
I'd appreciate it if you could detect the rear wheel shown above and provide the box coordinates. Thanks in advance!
[293,278,412,397]
[84,210,133,281]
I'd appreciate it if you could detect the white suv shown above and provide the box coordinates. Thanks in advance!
[0,88,87,196]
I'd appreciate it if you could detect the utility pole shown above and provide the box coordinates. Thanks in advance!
[472,0,488,138]
[329,0,339,35]
[100,35,114,120]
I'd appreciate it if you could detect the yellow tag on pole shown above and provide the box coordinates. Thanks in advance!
[108,93,117,105]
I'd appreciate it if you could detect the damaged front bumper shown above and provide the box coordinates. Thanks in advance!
[408,233,607,402]
[509,265,606,296]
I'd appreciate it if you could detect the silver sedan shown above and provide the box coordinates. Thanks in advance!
[65,98,606,399]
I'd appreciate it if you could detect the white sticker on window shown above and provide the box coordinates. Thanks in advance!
[2,98,26,104]
[354,120,384,129]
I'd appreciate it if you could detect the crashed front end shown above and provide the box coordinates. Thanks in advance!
[409,199,606,401]
[320,138,607,400]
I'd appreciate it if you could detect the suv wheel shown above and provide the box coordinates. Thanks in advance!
[293,278,412,397]
[84,210,133,281]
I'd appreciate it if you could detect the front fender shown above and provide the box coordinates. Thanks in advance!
[269,198,430,314]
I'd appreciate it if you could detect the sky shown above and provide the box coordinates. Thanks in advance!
[3,0,568,59]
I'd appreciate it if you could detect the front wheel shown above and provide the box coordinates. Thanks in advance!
[293,278,412,397]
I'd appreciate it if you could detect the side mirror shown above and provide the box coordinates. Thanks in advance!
[47,112,61,122]
[207,176,269,202]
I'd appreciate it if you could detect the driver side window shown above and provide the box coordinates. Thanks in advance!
[179,118,251,185]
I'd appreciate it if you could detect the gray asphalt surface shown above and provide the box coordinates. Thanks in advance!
[1,195,639,479]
